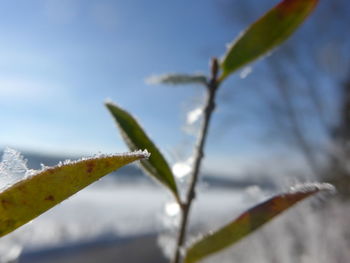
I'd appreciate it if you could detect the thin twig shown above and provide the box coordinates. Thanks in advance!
[172,58,220,263]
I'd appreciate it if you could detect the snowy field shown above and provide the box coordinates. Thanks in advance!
[0,148,349,263]
[1,180,348,263]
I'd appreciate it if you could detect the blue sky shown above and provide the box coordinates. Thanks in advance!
[0,0,329,174]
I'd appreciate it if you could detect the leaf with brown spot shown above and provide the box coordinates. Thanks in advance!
[0,151,148,237]
[86,160,96,173]
[184,183,334,263]
[44,195,55,201]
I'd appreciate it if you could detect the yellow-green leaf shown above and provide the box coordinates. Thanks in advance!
[105,102,179,200]
[0,151,148,237]
[219,0,318,81]
[184,183,334,263]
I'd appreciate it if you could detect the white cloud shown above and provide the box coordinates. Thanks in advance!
[0,77,63,103]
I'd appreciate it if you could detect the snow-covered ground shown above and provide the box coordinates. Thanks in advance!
[0,148,349,263]
[2,179,349,263]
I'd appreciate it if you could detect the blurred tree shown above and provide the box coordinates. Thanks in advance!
[216,0,350,196]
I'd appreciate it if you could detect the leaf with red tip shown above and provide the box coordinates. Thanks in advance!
[184,183,334,263]
[220,0,319,81]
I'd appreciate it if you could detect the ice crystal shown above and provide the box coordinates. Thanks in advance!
[289,182,335,194]
[187,108,203,125]
[164,201,180,217]
[0,148,32,191]
[53,150,150,169]
[0,148,149,192]
[240,66,253,79]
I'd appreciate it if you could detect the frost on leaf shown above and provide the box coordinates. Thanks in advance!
[184,182,334,263]
[289,182,336,195]
[0,148,150,193]
[0,148,33,192]
[0,149,147,237]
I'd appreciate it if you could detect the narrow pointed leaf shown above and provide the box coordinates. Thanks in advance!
[146,74,207,86]
[105,102,179,200]
[185,183,334,263]
[0,151,147,237]
[220,0,318,81]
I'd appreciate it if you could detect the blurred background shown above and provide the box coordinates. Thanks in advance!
[0,0,349,262]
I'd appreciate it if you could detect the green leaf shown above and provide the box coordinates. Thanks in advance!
[0,151,148,237]
[105,101,179,200]
[219,0,318,81]
[146,73,207,86]
[184,183,334,263]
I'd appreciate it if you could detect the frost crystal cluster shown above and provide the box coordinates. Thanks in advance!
[0,148,33,192]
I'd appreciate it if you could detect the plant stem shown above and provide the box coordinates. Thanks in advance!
[172,58,220,263]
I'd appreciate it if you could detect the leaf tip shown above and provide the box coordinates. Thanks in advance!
[289,182,336,195]
[276,0,319,15]
[132,149,151,159]
[104,99,115,108]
